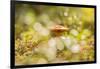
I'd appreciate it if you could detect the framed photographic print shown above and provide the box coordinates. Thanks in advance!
[11,0,96,69]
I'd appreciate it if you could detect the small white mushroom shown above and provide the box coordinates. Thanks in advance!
[47,38,57,61]
[70,44,80,53]
[70,29,79,36]
[61,36,72,49]
[55,37,64,51]
[33,22,50,36]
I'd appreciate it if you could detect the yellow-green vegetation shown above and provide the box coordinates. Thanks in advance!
[15,4,95,65]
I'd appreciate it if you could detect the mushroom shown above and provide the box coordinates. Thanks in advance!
[49,24,69,51]
[50,24,68,36]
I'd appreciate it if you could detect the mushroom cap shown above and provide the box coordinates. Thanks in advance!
[50,25,68,33]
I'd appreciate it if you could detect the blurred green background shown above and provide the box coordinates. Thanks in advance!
[15,4,95,65]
